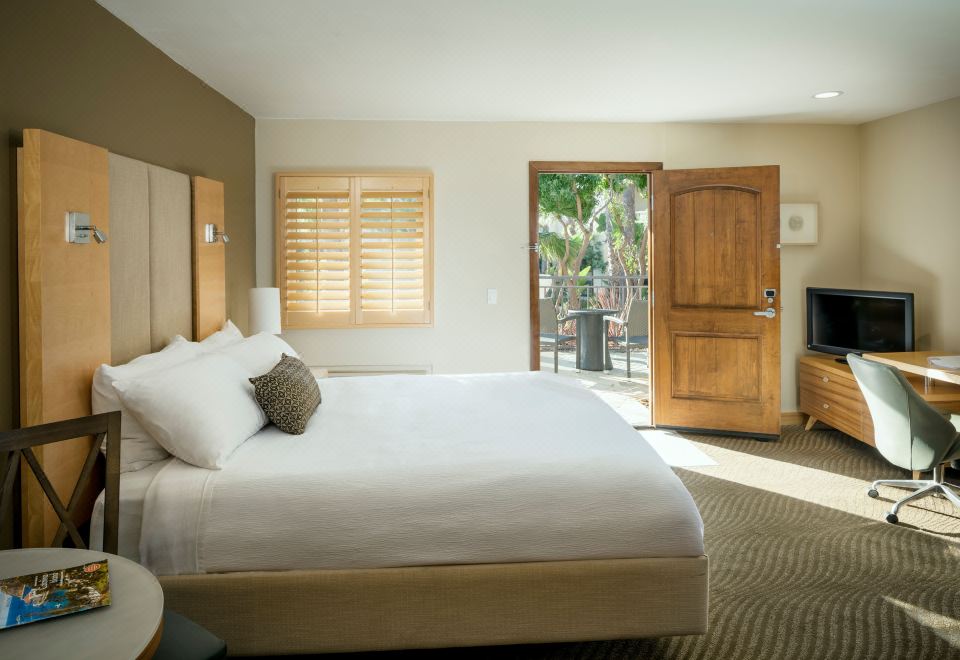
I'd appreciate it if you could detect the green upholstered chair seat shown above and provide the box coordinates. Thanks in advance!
[848,354,960,471]
[848,354,960,524]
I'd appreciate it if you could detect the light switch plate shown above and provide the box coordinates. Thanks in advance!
[487,288,498,304]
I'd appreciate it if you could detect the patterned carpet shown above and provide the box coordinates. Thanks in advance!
[285,426,960,660]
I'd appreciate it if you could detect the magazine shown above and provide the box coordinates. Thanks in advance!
[0,560,111,630]
[928,355,960,370]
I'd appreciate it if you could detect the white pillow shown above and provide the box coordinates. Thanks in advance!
[113,353,267,470]
[199,319,244,352]
[92,337,204,472]
[215,332,299,377]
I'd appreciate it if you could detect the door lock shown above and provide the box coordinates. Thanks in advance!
[753,308,776,319]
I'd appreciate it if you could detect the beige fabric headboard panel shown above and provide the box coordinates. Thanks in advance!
[107,158,195,359]
[108,155,152,365]
[147,165,194,351]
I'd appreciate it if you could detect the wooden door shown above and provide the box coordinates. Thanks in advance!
[650,166,780,437]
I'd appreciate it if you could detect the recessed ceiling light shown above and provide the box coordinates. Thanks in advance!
[813,91,844,99]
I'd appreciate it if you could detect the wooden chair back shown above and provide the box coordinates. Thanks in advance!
[0,412,120,553]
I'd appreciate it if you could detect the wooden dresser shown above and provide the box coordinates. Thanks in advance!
[799,355,960,446]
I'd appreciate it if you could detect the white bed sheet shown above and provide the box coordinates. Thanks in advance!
[91,458,171,562]
[139,372,705,576]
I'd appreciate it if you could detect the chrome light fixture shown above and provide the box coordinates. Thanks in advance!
[204,223,230,244]
[65,211,107,244]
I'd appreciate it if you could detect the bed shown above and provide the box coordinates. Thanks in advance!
[87,371,708,654]
[87,372,708,654]
[18,129,708,656]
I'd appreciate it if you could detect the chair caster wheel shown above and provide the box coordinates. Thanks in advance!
[867,488,879,499]
[885,513,899,524]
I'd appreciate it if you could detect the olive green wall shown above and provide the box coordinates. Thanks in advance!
[0,0,256,433]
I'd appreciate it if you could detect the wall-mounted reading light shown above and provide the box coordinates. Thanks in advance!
[65,211,107,244]
[204,223,230,244]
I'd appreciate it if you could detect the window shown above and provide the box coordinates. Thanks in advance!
[276,173,433,328]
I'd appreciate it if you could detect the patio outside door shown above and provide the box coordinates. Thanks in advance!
[650,166,781,437]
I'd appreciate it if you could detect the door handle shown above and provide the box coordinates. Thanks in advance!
[753,308,776,318]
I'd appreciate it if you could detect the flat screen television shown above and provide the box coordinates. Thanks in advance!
[806,288,914,357]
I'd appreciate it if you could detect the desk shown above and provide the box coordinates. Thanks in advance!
[798,355,960,447]
[566,309,617,371]
[864,351,960,388]
[0,548,164,659]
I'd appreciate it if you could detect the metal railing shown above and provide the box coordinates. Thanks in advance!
[539,274,648,310]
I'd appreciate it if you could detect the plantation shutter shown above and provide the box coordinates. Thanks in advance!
[357,176,432,325]
[276,173,433,328]
[279,176,353,327]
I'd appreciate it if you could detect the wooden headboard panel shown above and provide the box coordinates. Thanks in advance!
[16,129,226,546]
[192,176,227,340]
[18,130,112,546]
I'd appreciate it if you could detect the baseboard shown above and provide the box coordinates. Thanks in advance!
[781,411,805,426]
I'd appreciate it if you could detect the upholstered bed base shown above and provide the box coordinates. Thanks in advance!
[159,555,709,656]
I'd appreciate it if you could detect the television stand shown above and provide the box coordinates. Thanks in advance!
[834,357,848,365]
[799,356,960,448]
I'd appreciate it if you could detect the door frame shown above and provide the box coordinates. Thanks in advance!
[528,161,663,372]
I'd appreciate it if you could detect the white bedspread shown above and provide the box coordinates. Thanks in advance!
[140,372,704,575]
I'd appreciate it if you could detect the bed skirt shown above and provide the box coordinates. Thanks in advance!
[158,555,709,656]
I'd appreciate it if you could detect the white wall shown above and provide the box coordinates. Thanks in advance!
[860,96,960,351]
[256,120,861,412]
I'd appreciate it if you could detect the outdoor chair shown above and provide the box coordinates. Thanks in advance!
[604,302,649,378]
[539,298,578,373]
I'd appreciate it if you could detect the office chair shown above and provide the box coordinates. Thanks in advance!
[848,354,960,524]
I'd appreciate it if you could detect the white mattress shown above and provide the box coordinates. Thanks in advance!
[91,458,171,562]
[139,373,705,576]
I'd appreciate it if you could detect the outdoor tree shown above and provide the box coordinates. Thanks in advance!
[600,173,649,312]
[537,173,613,309]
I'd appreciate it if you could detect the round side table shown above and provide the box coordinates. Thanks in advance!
[0,548,164,659]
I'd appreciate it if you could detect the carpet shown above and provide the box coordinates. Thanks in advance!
[270,425,960,660]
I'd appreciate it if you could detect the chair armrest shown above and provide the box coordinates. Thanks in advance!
[603,316,624,325]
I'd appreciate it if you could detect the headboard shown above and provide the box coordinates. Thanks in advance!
[108,154,194,363]
[17,129,227,547]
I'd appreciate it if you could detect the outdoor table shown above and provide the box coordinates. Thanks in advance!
[567,308,617,371]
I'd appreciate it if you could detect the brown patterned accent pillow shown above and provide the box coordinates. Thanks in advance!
[249,354,321,434]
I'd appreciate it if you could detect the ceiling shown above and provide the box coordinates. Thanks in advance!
[97,0,960,124]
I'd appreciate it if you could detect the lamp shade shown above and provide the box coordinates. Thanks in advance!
[249,288,282,335]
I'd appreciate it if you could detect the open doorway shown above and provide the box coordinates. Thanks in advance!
[529,161,663,427]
